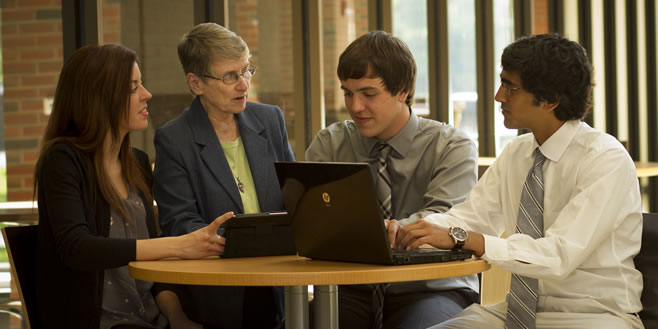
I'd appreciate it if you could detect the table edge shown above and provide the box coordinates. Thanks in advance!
[129,257,490,286]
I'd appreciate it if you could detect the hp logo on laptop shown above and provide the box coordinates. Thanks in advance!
[322,192,331,207]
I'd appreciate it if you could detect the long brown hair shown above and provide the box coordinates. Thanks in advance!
[34,44,153,221]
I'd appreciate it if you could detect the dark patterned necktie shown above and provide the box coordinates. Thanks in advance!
[505,148,547,329]
[373,142,392,329]
[375,142,393,220]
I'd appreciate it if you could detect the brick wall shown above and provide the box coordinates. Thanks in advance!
[1,0,62,201]
[103,0,121,44]
[0,0,124,201]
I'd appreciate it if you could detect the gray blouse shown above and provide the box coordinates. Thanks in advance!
[100,189,167,329]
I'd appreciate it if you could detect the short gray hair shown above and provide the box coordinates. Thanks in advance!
[177,23,249,77]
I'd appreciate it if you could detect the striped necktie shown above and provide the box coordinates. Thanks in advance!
[375,142,393,220]
[373,142,392,329]
[505,148,546,329]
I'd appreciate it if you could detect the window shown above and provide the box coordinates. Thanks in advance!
[102,0,196,158]
[322,0,369,127]
[392,0,429,116]
[1,3,62,201]
[493,0,516,155]
[228,0,298,153]
[448,0,479,142]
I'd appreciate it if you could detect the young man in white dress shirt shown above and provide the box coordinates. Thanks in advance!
[395,33,644,329]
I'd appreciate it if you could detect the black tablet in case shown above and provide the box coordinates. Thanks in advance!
[222,212,297,258]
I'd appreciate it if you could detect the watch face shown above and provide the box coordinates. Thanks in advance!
[452,227,467,240]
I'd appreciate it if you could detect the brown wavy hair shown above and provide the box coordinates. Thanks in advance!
[34,44,153,221]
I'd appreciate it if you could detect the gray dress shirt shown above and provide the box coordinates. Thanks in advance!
[305,111,480,294]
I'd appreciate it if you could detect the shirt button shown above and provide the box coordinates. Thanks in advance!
[124,298,129,303]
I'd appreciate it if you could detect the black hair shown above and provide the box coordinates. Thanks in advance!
[501,33,593,120]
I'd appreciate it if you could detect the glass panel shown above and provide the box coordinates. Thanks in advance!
[0,29,5,203]
[0,1,63,313]
[103,0,196,159]
[228,0,297,153]
[493,0,516,155]
[392,0,429,116]
[1,3,63,201]
[448,0,478,144]
[322,0,369,127]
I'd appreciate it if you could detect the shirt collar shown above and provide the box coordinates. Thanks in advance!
[534,120,581,162]
[365,108,418,158]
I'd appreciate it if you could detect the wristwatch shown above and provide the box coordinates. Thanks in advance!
[449,227,468,251]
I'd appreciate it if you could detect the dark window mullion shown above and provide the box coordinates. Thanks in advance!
[62,0,99,61]
[603,0,618,138]
[626,1,639,160]
[646,0,658,212]
[578,0,593,126]
[475,0,495,156]
[427,0,449,123]
[547,0,565,34]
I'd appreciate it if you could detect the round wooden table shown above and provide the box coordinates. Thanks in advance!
[130,255,490,329]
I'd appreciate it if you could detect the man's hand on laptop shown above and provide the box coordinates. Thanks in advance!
[396,219,485,256]
[384,219,401,249]
[395,219,453,251]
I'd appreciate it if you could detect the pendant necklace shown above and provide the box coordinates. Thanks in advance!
[234,138,245,193]
[236,176,245,193]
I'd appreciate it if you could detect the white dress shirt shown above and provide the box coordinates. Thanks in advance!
[424,120,643,313]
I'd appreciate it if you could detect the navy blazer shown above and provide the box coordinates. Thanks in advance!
[153,97,294,329]
[154,97,295,236]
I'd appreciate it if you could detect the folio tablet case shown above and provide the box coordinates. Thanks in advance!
[222,212,297,258]
[274,161,474,265]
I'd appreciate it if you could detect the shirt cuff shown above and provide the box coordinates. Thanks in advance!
[481,234,509,263]
[397,217,415,227]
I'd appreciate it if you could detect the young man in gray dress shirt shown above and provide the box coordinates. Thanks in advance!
[305,31,480,329]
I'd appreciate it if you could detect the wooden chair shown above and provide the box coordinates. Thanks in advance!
[2,225,39,329]
[636,213,658,328]
[480,264,510,306]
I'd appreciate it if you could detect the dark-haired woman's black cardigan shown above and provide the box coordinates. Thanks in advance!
[35,143,160,329]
